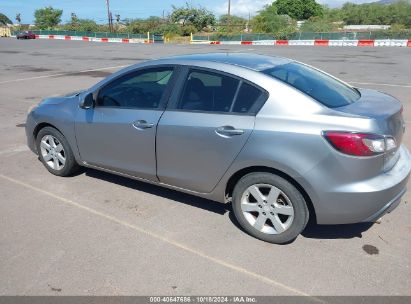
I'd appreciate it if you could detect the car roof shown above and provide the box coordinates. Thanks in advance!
[158,53,293,72]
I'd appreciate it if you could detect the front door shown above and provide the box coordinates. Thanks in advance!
[75,66,175,181]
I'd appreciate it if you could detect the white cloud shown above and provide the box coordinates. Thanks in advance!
[214,0,379,17]
[317,0,376,7]
[215,0,272,17]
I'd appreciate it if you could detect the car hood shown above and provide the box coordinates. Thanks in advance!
[39,92,82,106]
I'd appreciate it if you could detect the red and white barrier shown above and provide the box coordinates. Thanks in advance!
[33,34,151,44]
[191,39,411,47]
[16,34,411,47]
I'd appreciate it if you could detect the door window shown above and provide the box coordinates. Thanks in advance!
[97,68,174,109]
[232,82,263,114]
[174,69,266,114]
[177,70,239,113]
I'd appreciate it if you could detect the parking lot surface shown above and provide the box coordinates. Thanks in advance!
[0,38,410,296]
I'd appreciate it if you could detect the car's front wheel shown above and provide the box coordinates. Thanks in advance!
[36,127,80,176]
[232,172,309,244]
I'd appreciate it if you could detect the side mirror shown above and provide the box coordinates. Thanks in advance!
[80,93,95,109]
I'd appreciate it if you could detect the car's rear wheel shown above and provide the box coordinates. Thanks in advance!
[36,127,80,176]
[232,172,309,244]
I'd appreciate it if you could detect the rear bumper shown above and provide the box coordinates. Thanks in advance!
[362,187,404,222]
[311,145,411,224]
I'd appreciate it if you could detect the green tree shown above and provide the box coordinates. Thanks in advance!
[273,0,323,20]
[170,4,215,31]
[129,16,162,34]
[70,12,79,26]
[34,6,63,29]
[219,14,247,32]
[65,19,99,32]
[0,13,13,25]
[219,14,247,26]
[389,0,411,27]
[322,6,343,22]
[251,4,292,34]
[340,1,411,26]
[300,16,338,32]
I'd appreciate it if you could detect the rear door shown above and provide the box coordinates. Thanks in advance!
[156,67,267,193]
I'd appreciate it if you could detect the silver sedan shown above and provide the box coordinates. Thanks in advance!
[25,53,411,244]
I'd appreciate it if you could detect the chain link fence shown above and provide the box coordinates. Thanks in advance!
[11,30,164,42]
[192,31,410,41]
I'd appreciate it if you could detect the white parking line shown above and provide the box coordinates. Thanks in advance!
[0,173,323,300]
[0,65,128,85]
[350,81,411,88]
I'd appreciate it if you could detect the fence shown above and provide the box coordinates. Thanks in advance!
[11,30,164,42]
[192,31,410,42]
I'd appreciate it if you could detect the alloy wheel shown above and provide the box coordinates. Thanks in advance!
[240,183,294,234]
[39,135,66,171]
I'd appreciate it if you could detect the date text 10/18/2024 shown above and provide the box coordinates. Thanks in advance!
[149,296,257,303]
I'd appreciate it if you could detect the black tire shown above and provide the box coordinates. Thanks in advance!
[36,126,80,177]
[232,172,309,244]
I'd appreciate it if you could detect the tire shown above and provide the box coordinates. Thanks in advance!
[36,126,80,177]
[232,172,309,244]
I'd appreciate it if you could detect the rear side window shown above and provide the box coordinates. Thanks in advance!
[177,70,239,112]
[232,83,263,113]
[175,69,266,114]
[263,62,360,108]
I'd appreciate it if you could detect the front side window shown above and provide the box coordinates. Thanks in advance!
[262,62,360,108]
[97,67,174,109]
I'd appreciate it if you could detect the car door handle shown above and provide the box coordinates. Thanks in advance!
[132,120,154,130]
[215,126,245,137]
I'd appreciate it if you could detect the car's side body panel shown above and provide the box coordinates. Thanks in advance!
[157,111,255,193]
[75,108,163,181]
[28,96,82,163]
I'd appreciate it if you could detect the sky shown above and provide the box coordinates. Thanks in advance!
[1,0,380,24]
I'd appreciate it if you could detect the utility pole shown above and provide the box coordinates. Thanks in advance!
[227,0,231,32]
[106,0,112,32]
[109,12,114,32]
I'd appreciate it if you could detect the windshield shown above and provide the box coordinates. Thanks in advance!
[262,62,360,108]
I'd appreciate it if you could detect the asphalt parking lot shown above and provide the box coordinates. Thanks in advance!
[0,38,410,296]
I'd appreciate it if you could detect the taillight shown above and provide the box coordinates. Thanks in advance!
[323,131,396,157]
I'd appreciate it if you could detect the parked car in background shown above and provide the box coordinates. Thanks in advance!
[25,53,411,244]
[17,31,36,39]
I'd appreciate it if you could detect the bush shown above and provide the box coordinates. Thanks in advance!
[300,17,339,32]
[181,24,197,36]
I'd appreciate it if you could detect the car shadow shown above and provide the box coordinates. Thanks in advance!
[301,222,374,239]
[83,168,374,241]
[84,168,231,215]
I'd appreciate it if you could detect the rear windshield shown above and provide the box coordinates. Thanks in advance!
[262,62,360,108]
